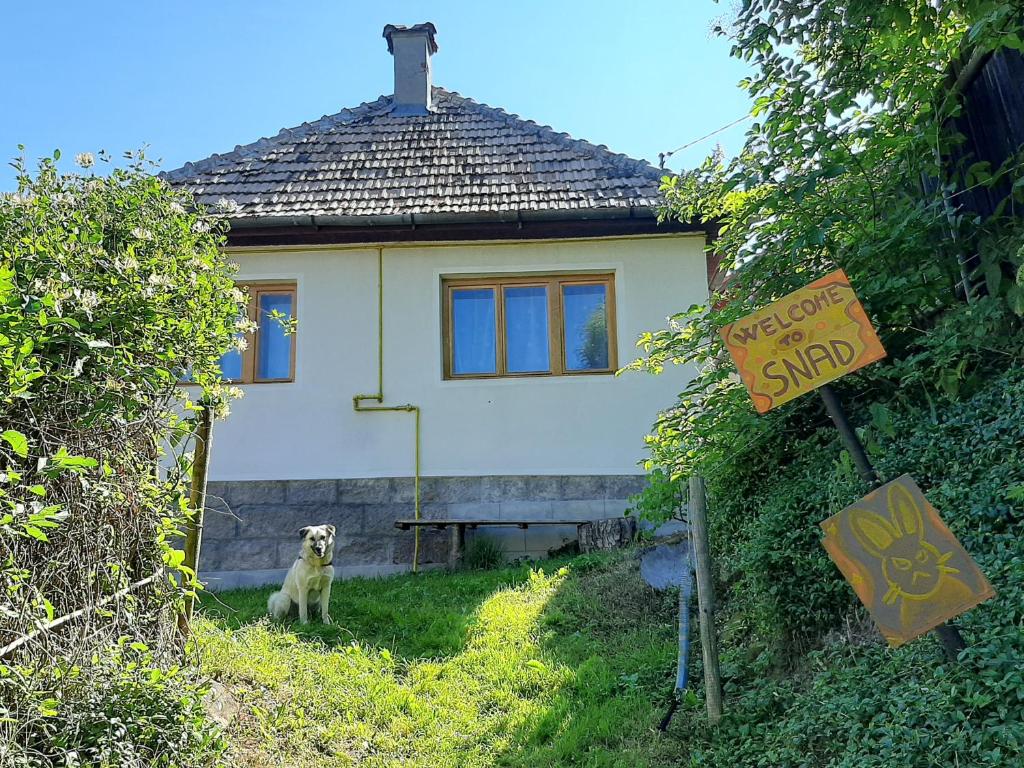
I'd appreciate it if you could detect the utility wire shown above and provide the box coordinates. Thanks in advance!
[659,114,753,169]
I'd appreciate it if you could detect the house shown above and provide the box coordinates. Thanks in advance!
[168,23,712,588]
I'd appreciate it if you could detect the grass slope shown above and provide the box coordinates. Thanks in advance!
[196,553,685,767]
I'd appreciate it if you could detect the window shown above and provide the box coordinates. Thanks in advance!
[218,282,297,383]
[442,274,616,379]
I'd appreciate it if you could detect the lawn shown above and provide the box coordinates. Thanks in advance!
[195,551,693,767]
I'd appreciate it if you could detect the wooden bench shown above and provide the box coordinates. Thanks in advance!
[394,519,586,568]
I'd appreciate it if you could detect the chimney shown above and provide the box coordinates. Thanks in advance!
[382,23,438,115]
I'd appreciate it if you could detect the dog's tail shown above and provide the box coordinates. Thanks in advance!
[267,590,291,621]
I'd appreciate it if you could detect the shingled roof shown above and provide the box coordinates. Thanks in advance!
[165,87,665,227]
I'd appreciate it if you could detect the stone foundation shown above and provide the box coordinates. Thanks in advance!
[199,474,645,589]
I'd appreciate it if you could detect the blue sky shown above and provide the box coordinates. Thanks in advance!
[2,1,753,190]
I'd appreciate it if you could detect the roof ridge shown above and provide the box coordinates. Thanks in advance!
[163,94,392,180]
[434,87,664,181]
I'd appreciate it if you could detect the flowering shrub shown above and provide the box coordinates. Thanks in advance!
[0,151,245,765]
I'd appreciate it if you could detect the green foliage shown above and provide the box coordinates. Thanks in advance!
[673,367,1024,766]
[1,639,227,767]
[633,1,1024,486]
[462,536,505,570]
[0,153,244,765]
[629,7,1024,762]
[709,363,1024,651]
[628,468,685,525]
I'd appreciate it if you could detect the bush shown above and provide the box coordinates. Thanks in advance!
[0,152,244,765]
[1,639,227,767]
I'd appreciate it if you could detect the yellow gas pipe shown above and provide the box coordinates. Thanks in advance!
[352,247,422,572]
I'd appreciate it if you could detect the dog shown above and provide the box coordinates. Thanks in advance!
[268,524,336,624]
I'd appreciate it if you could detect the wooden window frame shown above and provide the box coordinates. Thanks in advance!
[181,281,297,385]
[442,273,617,380]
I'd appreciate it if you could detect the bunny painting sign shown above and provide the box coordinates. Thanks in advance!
[720,269,886,413]
[821,475,994,647]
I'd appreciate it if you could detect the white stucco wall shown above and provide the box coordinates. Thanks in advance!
[207,234,707,481]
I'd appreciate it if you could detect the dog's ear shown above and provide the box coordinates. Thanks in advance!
[298,526,311,539]
[325,524,336,537]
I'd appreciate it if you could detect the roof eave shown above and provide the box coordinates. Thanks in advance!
[221,207,708,248]
[226,205,663,230]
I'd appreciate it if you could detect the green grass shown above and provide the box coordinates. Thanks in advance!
[195,552,685,767]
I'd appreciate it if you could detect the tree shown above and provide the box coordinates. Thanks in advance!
[631,1,1024,490]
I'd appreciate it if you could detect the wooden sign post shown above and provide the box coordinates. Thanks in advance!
[179,404,214,637]
[688,475,723,724]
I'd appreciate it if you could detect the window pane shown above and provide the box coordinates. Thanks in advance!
[218,349,243,381]
[504,286,549,373]
[257,292,293,380]
[563,284,609,371]
[452,288,496,374]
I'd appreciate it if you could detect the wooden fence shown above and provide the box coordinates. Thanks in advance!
[947,46,1024,219]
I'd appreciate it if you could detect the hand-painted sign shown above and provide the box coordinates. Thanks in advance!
[720,269,886,413]
[820,475,994,647]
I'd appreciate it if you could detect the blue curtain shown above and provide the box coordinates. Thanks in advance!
[257,293,293,379]
[504,286,549,373]
[452,288,496,374]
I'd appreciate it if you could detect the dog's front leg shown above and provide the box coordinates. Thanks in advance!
[320,568,334,624]
[296,586,310,624]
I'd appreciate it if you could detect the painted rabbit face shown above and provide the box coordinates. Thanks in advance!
[850,483,958,605]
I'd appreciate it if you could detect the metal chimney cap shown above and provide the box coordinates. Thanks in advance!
[382,22,438,55]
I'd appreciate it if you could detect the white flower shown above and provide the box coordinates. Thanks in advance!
[77,289,100,311]
[75,152,95,169]
[214,197,240,214]
[132,227,154,241]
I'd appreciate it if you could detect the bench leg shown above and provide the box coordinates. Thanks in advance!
[449,523,466,569]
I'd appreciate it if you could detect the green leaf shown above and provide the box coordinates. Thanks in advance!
[1006,285,1024,317]
[2,430,29,458]
[24,525,48,542]
[165,548,185,568]
[37,698,59,717]
[984,263,1002,295]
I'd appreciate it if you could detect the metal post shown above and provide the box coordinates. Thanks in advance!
[179,404,213,636]
[818,384,965,659]
[818,384,879,487]
[688,474,723,724]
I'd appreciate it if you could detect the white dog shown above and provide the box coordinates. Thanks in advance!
[268,524,336,624]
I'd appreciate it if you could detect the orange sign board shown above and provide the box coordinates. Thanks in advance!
[820,475,994,647]
[720,269,886,413]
